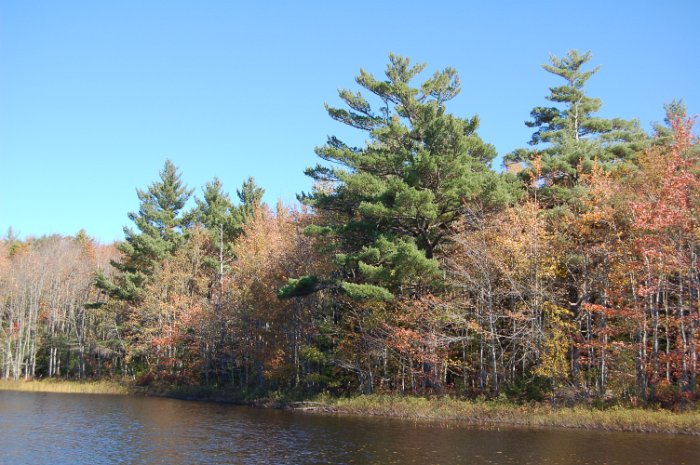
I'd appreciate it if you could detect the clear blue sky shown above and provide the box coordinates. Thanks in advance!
[1,1,698,243]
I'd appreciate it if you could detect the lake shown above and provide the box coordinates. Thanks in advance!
[0,391,698,464]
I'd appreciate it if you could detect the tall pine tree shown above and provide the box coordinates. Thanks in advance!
[190,176,265,287]
[507,50,647,203]
[236,176,265,224]
[97,160,193,303]
[282,54,516,301]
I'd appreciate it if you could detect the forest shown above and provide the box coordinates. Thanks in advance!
[1,50,698,408]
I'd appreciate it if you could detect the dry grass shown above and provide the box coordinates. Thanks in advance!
[312,394,700,435]
[0,379,129,395]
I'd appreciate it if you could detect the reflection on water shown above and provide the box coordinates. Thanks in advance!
[0,391,698,465]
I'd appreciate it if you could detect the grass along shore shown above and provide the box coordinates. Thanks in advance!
[0,379,128,395]
[1,379,699,435]
[312,394,700,435]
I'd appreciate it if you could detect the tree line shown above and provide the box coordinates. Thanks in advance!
[1,51,698,407]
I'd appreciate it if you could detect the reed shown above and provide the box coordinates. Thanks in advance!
[0,379,128,395]
[311,394,700,435]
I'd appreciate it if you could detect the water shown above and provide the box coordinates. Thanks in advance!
[0,391,698,465]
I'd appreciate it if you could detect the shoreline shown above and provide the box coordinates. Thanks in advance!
[1,379,699,435]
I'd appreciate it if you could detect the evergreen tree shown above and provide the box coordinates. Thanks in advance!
[97,160,193,302]
[194,177,237,239]
[282,54,516,301]
[506,50,647,199]
[192,176,265,240]
[236,176,265,223]
[191,177,266,287]
[652,99,687,145]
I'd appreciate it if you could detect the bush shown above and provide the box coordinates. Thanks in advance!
[503,375,552,402]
